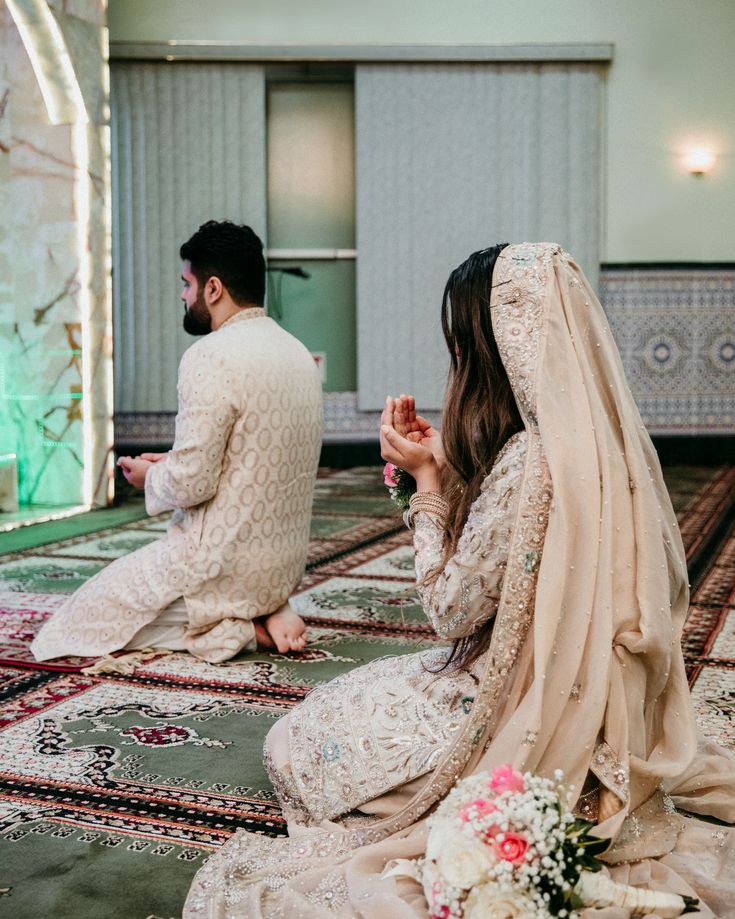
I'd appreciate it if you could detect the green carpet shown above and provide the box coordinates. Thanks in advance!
[0,500,148,557]
[0,465,733,918]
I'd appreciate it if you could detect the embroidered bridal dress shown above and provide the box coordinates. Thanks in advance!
[185,244,735,918]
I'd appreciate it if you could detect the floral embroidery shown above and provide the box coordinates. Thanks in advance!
[276,436,528,823]
[304,874,349,911]
[263,747,312,827]
[284,648,481,822]
[574,786,600,822]
[524,550,541,573]
[413,432,527,640]
[322,740,341,763]
[590,740,630,803]
[491,242,558,423]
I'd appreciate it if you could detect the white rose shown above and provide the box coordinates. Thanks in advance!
[463,882,535,919]
[425,816,456,863]
[434,831,495,889]
[421,859,445,911]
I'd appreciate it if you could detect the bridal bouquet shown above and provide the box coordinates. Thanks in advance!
[411,765,698,919]
[383,462,416,511]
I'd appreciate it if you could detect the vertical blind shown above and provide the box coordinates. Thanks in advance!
[110,62,266,412]
[355,63,604,410]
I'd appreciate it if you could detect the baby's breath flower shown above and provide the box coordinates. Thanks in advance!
[421,765,688,919]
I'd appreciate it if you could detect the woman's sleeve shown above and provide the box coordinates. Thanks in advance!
[413,436,526,640]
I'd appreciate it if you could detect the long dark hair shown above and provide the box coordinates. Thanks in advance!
[430,244,524,671]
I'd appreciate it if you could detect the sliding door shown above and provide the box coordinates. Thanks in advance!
[111,63,266,412]
[356,63,604,409]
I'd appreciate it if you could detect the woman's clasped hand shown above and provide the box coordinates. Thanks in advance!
[380,394,444,492]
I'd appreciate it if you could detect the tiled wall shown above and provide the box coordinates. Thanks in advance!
[601,268,734,435]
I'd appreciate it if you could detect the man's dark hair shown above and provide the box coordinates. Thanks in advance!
[180,220,266,307]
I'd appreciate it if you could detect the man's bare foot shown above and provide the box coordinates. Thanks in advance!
[253,618,277,651]
[254,605,307,654]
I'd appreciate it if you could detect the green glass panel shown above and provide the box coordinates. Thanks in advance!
[266,80,356,392]
[266,260,356,392]
[0,323,84,507]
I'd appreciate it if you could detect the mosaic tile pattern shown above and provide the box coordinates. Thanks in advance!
[601,268,735,434]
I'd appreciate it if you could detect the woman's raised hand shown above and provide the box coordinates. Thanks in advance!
[393,394,419,437]
[394,395,445,470]
[380,396,441,493]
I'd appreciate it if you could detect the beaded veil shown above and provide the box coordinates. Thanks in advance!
[184,244,735,918]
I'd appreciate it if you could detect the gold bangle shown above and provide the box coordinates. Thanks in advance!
[407,491,450,526]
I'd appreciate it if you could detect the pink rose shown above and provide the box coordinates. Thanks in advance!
[459,798,502,843]
[430,885,452,919]
[459,797,498,823]
[489,764,526,795]
[493,832,529,864]
[383,462,399,487]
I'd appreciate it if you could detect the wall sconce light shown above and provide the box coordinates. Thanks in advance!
[684,148,716,176]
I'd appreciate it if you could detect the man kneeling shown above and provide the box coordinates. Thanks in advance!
[32,221,322,664]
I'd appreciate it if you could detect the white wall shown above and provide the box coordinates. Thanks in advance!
[108,0,735,263]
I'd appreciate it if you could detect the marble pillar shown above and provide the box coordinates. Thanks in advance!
[0,0,113,510]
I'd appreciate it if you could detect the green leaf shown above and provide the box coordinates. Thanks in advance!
[581,837,611,858]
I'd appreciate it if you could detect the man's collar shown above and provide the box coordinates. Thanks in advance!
[218,307,266,331]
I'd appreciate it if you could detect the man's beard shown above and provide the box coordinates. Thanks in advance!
[182,290,212,336]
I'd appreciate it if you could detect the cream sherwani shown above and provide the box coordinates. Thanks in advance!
[31,308,323,663]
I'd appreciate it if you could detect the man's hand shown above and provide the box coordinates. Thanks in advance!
[117,456,153,489]
[139,452,169,463]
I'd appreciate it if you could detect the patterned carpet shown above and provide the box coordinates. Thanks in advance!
[0,465,733,918]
